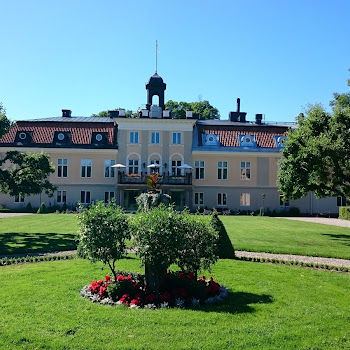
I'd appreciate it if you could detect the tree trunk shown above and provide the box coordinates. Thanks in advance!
[145,263,166,292]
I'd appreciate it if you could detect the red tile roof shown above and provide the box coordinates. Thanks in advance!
[201,126,287,148]
[0,122,115,145]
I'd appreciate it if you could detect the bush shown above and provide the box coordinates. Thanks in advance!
[210,213,235,259]
[77,201,130,280]
[37,202,47,214]
[339,207,350,220]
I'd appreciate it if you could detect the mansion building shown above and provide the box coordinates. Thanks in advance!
[0,73,340,214]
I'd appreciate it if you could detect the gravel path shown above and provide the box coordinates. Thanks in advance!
[278,217,350,228]
[0,213,34,219]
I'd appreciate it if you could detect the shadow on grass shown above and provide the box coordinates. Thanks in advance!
[198,291,273,315]
[322,233,350,246]
[0,232,78,256]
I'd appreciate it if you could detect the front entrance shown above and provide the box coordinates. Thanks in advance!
[124,190,140,211]
[169,190,185,211]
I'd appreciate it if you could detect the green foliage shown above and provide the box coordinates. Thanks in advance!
[278,100,350,202]
[210,213,235,259]
[339,207,350,220]
[77,201,130,279]
[107,278,135,301]
[0,151,56,197]
[165,100,220,119]
[0,102,11,139]
[176,210,219,276]
[37,202,47,214]
[91,110,109,118]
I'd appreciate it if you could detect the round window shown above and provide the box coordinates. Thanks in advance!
[19,132,26,140]
[96,134,103,142]
[58,133,65,141]
[208,136,214,142]
[246,137,251,143]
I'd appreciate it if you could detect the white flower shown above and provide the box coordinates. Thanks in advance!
[175,298,185,308]
[191,298,200,307]
[129,304,140,309]
[160,302,169,309]
[144,303,156,309]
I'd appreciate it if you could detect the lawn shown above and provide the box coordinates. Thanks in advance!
[0,214,78,255]
[221,216,350,259]
[1,214,350,259]
[0,258,349,349]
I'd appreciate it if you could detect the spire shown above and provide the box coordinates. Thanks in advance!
[155,40,158,73]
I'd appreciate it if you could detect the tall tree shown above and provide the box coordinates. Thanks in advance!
[0,103,56,197]
[165,100,220,120]
[278,79,350,202]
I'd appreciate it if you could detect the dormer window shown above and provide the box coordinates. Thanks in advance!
[58,133,65,141]
[96,134,103,142]
[54,131,71,144]
[19,132,26,140]
[204,134,220,146]
[15,131,33,144]
[275,136,287,148]
[239,135,256,148]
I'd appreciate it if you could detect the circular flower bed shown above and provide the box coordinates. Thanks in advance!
[80,271,229,309]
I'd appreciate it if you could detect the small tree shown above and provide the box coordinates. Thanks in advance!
[130,204,185,291]
[176,210,219,278]
[77,201,130,280]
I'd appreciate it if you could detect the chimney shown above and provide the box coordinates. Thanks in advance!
[62,109,71,118]
[237,98,240,113]
[255,114,263,125]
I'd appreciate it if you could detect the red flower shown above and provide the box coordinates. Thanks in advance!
[145,293,156,303]
[160,292,171,302]
[117,275,125,281]
[105,275,111,282]
[186,273,196,280]
[131,299,141,306]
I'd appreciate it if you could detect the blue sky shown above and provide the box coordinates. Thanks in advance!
[1,0,349,122]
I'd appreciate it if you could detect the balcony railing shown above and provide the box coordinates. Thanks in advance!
[117,172,192,185]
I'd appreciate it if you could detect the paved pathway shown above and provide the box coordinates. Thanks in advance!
[0,213,34,219]
[278,217,350,228]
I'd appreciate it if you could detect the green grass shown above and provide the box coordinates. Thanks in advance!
[1,214,350,260]
[0,258,349,349]
[221,216,350,259]
[0,214,78,255]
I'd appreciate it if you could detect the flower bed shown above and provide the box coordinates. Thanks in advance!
[80,271,229,309]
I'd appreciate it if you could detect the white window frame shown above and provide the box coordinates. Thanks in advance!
[80,191,91,204]
[194,160,205,180]
[240,161,251,180]
[130,131,139,144]
[194,192,204,206]
[151,132,160,144]
[217,161,228,180]
[57,190,67,204]
[128,159,139,175]
[14,194,25,203]
[240,193,251,206]
[104,191,115,203]
[337,196,347,207]
[172,132,181,145]
[171,160,182,176]
[104,159,115,178]
[279,194,290,208]
[81,159,92,178]
[57,158,68,178]
[217,193,227,206]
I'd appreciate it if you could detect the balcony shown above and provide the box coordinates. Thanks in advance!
[117,172,192,185]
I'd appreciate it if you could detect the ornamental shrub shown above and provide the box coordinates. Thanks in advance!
[77,201,130,280]
[176,210,219,278]
[339,206,350,220]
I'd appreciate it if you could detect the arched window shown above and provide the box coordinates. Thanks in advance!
[170,153,183,176]
[127,153,140,175]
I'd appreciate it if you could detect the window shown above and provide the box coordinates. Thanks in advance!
[57,190,67,203]
[171,160,182,176]
[279,194,290,207]
[172,132,181,144]
[240,193,251,206]
[80,191,91,204]
[337,196,347,207]
[217,161,228,180]
[217,193,227,206]
[151,132,160,144]
[130,131,139,144]
[128,159,139,175]
[195,160,205,180]
[104,191,115,203]
[57,158,68,178]
[81,159,92,178]
[58,133,65,141]
[240,162,251,180]
[194,192,204,206]
[14,194,25,203]
[104,160,115,178]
